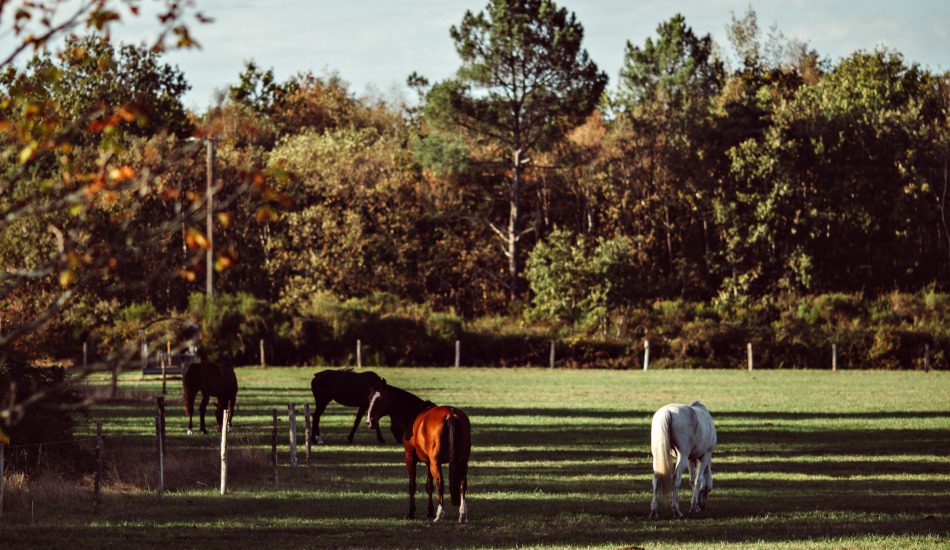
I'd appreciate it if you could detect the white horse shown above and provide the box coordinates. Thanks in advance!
[649,401,717,519]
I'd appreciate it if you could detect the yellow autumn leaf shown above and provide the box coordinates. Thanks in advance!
[18,142,37,164]
[59,269,76,288]
[185,228,209,249]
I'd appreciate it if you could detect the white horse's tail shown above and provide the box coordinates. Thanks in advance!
[651,408,674,499]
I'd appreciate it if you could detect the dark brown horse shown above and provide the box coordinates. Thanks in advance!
[310,369,402,444]
[366,379,471,522]
[182,361,238,434]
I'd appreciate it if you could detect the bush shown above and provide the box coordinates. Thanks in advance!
[0,353,88,476]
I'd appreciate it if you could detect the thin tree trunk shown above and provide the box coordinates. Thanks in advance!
[508,149,523,302]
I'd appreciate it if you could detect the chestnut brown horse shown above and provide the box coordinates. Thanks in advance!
[310,369,403,445]
[182,361,238,434]
[366,379,471,522]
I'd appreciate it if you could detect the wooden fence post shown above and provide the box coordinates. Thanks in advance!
[549,341,555,369]
[140,332,148,373]
[111,363,119,400]
[260,338,266,368]
[94,422,103,512]
[924,343,931,372]
[271,409,278,488]
[83,341,88,370]
[304,404,312,467]
[642,340,650,371]
[161,342,168,395]
[356,339,362,368]
[288,403,298,468]
[747,342,753,371]
[454,340,460,368]
[832,343,837,371]
[220,409,229,495]
[1,440,5,522]
[156,396,166,457]
[155,415,164,500]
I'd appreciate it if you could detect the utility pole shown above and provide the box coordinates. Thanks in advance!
[205,138,215,301]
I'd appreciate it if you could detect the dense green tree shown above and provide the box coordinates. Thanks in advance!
[715,49,948,296]
[423,0,607,302]
[608,14,724,296]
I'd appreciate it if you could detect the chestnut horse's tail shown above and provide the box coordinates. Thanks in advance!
[445,413,466,506]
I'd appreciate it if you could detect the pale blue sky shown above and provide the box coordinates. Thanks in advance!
[120,0,948,109]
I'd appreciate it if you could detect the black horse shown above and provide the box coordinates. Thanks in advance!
[183,361,238,434]
[310,369,402,444]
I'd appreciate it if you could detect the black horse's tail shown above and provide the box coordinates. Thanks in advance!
[445,413,465,506]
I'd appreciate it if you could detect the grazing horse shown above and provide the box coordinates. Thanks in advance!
[310,369,402,445]
[366,379,471,523]
[182,361,238,435]
[649,401,717,519]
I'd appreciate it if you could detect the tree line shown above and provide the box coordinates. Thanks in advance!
[1,1,948,366]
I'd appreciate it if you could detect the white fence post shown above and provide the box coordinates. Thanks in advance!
[832,343,837,371]
[220,409,230,495]
[642,340,650,371]
[356,340,362,368]
[747,342,753,371]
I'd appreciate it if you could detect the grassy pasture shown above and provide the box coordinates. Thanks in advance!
[3,367,949,549]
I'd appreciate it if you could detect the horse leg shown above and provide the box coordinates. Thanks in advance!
[671,450,688,519]
[185,388,198,435]
[698,453,713,510]
[458,476,468,523]
[214,399,224,432]
[347,404,373,445]
[430,461,445,522]
[649,473,661,520]
[425,465,435,519]
[199,393,211,435]
[404,448,417,519]
[689,457,702,513]
[311,397,329,445]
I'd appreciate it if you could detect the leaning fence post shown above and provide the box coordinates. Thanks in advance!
[288,402,298,468]
[271,409,278,488]
[454,340,461,368]
[304,404,312,467]
[220,409,230,495]
[356,339,362,368]
[155,414,164,500]
[832,343,837,371]
[1,440,6,522]
[747,342,754,371]
[94,422,103,512]
[642,340,650,371]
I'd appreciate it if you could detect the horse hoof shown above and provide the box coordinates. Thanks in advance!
[459,514,468,524]
[649,511,659,521]
[187,429,193,435]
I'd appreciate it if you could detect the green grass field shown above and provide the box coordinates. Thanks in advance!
[4,368,949,549]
